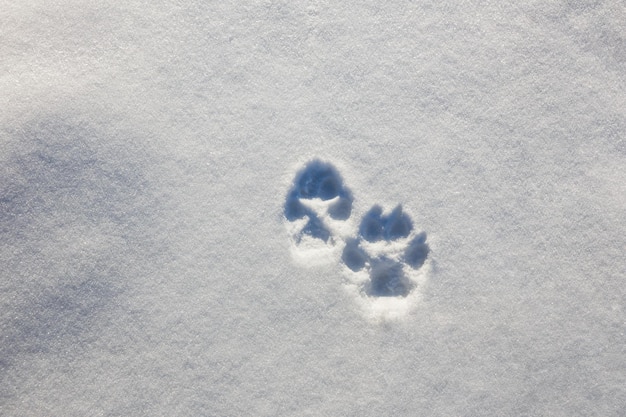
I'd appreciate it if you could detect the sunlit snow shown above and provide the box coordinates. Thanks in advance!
[1,1,625,416]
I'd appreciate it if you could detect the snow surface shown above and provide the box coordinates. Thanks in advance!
[1,0,625,416]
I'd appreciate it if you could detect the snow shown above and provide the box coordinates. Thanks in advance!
[1,0,625,416]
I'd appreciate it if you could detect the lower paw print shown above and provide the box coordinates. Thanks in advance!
[283,160,353,263]
[341,205,430,318]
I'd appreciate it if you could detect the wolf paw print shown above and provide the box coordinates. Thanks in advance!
[342,205,429,297]
[283,160,353,259]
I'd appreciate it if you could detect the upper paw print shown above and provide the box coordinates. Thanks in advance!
[284,160,353,243]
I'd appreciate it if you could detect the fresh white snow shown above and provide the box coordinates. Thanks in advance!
[1,1,625,416]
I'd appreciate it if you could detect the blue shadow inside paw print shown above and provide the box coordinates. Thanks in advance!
[404,232,429,268]
[368,258,412,297]
[284,160,353,241]
[359,205,413,242]
[342,238,368,271]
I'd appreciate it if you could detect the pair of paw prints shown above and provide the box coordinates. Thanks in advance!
[283,160,430,317]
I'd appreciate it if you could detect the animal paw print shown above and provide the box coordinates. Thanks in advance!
[342,205,429,297]
[283,160,353,256]
[283,160,430,318]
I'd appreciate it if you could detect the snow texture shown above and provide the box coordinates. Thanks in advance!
[1,0,625,416]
